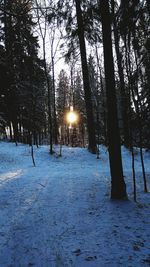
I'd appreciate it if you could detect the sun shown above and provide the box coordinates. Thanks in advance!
[66,111,78,124]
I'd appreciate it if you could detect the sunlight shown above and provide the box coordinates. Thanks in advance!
[66,111,78,124]
[0,170,23,183]
[66,106,78,124]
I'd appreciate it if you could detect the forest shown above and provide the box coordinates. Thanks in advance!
[0,0,150,201]
[0,1,150,266]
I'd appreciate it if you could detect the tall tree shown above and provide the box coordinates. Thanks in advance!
[100,0,127,199]
[56,69,70,143]
[75,0,96,153]
[0,0,47,144]
[35,0,53,153]
[111,0,130,147]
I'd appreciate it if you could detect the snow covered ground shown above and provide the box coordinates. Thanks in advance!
[0,141,150,267]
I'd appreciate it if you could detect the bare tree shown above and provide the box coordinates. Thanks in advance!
[34,0,53,154]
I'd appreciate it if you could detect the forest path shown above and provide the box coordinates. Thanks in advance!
[0,142,150,267]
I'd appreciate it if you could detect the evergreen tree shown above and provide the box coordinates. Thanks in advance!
[0,0,47,144]
[56,70,70,123]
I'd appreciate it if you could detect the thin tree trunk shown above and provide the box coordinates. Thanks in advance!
[75,0,96,153]
[9,121,12,140]
[124,37,137,201]
[99,67,107,145]
[31,146,36,166]
[35,0,53,154]
[125,32,148,193]
[132,51,148,193]
[95,47,107,145]
[47,72,53,154]
[12,119,18,146]
[52,54,58,145]
[131,146,137,201]
[111,0,130,147]
[31,140,36,167]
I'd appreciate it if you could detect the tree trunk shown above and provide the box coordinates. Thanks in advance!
[9,121,12,140]
[12,118,18,145]
[111,0,130,147]
[75,0,96,153]
[35,1,53,154]
[52,55,58,145]
[95,47,107,145]
[100,0,127,199]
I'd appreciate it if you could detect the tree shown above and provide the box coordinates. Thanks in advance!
[34,0,53,153]
[0,0,47,145]
[100,0,127,199]
[118,0,149,194]
[56,69,70,144]
[57,69,70,121]
[111,0,130,147]
[74,0,96,153]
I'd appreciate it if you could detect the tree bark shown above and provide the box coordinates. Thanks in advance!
[52,55,58,144]
[100,0,127,199]
[111,0,130,147]
[95,46,107,145]
[75,0,96,153]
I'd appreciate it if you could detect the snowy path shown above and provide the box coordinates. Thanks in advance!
[0,142,150,267]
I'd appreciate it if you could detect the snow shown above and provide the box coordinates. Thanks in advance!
[0,141,150,267]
